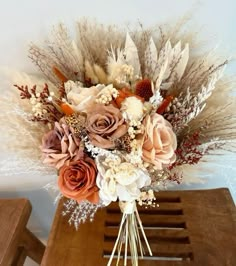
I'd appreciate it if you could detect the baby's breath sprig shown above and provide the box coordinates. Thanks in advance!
[137,189,158,208]
[95,85,119,105]
[127,119,143,139]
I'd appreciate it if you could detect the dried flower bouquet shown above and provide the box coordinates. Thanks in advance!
[1,19,236,265]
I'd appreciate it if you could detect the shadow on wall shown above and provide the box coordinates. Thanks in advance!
[0,189,57,239]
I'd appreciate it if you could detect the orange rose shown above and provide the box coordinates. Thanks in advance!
[58,157,99,204]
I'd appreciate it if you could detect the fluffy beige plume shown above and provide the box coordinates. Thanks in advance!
[76,19,125,68]
[84,60,98,84]
[93,64,108,84]
[0,68,53,176]
[186,77,236,144]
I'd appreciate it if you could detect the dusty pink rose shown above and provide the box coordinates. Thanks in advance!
[58,157,99,204]
[141,113,177,169]
[86,104,127,149]
[42,122,84,169]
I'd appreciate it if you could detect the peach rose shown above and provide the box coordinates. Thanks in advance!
[58,157,99,204]
[141,113,177,169]
[86,104,127,149]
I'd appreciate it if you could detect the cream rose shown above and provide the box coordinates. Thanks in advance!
[96,157,151,205]
[141,113,177,169]
[65,81,104,112]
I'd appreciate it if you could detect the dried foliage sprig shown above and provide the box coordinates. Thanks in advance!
[14,83,63,124]
[171,131,204,167]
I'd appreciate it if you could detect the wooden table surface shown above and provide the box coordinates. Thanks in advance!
[42,188,236,266]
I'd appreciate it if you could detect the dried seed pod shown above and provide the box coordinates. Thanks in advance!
[135,79,153,101]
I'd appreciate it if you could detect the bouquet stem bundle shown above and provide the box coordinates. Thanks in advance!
[108,201,152,266]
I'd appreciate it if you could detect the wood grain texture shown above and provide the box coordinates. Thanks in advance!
[12,247,26,266]
[0,199,31,265]
[42,188,236,266]
[20,228,45,263]
[0,198,45,266]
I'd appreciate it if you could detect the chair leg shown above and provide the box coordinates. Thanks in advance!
[20,228,45,264]
[12,247,27,266]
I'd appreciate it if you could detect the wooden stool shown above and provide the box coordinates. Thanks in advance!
[0,198,45,265]
[42,188,236,266]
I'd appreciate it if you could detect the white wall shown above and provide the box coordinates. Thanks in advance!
[0,0,236,238]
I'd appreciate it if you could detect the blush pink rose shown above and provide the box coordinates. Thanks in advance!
[86,104,127,149]
[58,157,99,204]
[141,113,177,169]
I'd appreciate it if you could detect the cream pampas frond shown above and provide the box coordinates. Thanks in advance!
[0,68,55,177]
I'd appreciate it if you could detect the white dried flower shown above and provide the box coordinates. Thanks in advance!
[108,60,134,88]
[149,90,163,110]
[96,155,150,205]
[64,80,83,94]
[138,189,157,207]
[124,145,144,167]
[30,97,44,117]
[121,96,144,121]
[30,97,36,105]
[96,84,119,104]
[97,162,151,205]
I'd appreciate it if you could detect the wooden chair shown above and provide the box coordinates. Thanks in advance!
[41,188,236,266]
[0,198,45,265]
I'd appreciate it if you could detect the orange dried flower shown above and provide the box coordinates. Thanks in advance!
[135,79,153,101]
[157,95,174,114]
[52,66,68,83]
[115,88,144,108]
[60,103,74,116]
